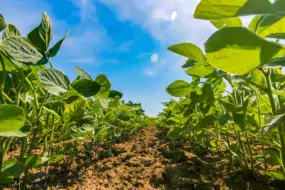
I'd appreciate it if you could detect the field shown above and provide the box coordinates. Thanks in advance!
[2,0,285,189]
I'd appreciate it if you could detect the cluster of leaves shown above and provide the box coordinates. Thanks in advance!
[159,0,285,181]
[0,12,151,186]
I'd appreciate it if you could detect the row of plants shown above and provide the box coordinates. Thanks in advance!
[158,0,285,182]
[0,12,151,187]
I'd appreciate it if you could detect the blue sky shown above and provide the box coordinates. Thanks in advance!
[0,0,251,116]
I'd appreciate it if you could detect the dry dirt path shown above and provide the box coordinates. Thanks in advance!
[43,126,277,190]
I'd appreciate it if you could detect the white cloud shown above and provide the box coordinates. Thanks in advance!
[151,53,159,63]
[69,58,95,63]
[170,10,178,21]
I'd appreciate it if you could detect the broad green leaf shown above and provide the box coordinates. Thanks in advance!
[185,63,215,78]
[108,90,123,99]
[0,14,7,32]
[2,24,21,39]
[2,36,44,65]
[95,74,111,98]
[75,66,92,80]
[48,30,69,57]
[260,114,285,132]
[25,155,42,169]
[71,79,101,97]
[257,15,285,38]
[167,43,205,64]
[0,105,25,133]
[211,18,242,29]
[167,126,184,140]
[194,0,282,20]
[205,27,285,75]
[166,80,191,97]
[27,12,53,53]
[38,68,70,95]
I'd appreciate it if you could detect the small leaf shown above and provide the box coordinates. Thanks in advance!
[95,74,111,98]
[185,63,215,78]
[71,79,101,97]
[260,114,285,132]
[166,80,191,97]
[0,105,25,133]
[273,90,285,97]
[75,66,92,80]
[38,68,70,95]
[28,12,53,53]
[168,43,205,64]
[48,30,69,57]
[0,14,7,32]
[2,24,21,39]
[25,155,42,169]
[108,90,123,99]
[266,171,285,180]
[0,172,14,184]
[2,37,44,65]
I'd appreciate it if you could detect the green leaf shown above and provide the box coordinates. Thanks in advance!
[194,0,282,20]
[48,30,69,57]
[2,24,21,39]
[25,155,42,169]
[266,171,285,180]
[182,59,196,71]
[95,74,111,98]
[0,14,7,32]
[273,90,285,97]
[167,126,184,140]
[27,12,53,53]
[265,57,285,67]
[71,79,101,97]
[260,114,285,132]
[211,18,242,29]
[248,15,265,32]
[0,171,14,184]
[185,63,215,78]
[38,68,70,95]
[257,15,285,38]
[108,90,123,99]
[205,27,285,75]
[166,80,191,97]
[2,36,44,65]
[0,105,25,133]
[167,43,205,64]
[75,66,92,80]
[0,130,27,137]
[250,69,265,86]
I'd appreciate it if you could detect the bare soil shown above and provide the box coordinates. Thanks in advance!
[6,126,285,189]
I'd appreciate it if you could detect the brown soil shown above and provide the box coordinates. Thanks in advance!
[7,126,285,189]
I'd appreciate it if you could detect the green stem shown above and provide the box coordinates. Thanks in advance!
[246,132,254,174]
